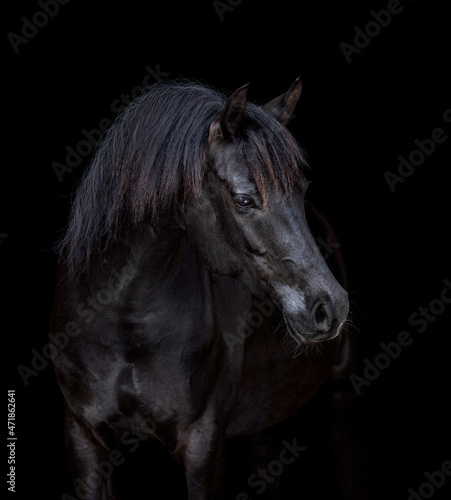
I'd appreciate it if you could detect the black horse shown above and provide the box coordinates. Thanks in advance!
[50,78,364,499]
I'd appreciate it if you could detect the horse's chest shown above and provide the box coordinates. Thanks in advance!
[69,321,230,436]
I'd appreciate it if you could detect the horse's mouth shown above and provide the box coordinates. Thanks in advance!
[283,314,340,345]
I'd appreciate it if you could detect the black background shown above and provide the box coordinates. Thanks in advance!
[3,0,450,499]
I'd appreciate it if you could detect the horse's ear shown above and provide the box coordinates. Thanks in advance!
[262,76,302,125]
[209,83,249,144]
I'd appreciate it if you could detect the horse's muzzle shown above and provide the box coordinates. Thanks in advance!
[283,294,349,344]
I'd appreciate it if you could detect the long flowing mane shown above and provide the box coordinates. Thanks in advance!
[59,81,306,278]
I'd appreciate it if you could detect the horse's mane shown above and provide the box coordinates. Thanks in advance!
[59,80,306,277]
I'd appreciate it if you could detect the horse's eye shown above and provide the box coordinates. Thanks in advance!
[234,194,254,208]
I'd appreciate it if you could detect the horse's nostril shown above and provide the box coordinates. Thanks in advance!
[312,301,332,332]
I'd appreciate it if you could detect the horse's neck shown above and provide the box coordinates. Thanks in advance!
[121,223,215,321]
[120,223,252,354]
[75,221,252,369]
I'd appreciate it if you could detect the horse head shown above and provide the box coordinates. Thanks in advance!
[182,78,349,344]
